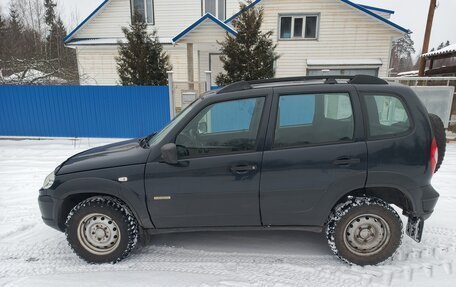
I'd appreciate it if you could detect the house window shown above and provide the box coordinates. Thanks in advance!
[307,68,379,76]
[279,15,319,40]
[131,0,154,24]
[203,0,226,20]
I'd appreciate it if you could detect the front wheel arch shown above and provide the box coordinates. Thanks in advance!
[59,192,142,231]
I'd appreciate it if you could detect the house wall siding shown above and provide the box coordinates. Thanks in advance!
[73,0,403,87]
[259,0,402,77]
[77,46,120,85]
[74,0,243,40]
[75,0,130,39]
[77,44,187,85]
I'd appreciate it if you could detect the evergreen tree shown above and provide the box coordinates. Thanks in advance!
[216,2,278,85]
[0,14,6,60]
[445,40,450,47]
[8,7,23,35]
[47,16,67,60]
[116,15,171,85]
[437,42,445,50]
[6,7,24,58]
[391,34,415,73]
[44,0,56,26]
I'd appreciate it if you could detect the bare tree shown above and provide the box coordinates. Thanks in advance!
[0,57,79,85]
[14,0,46,47]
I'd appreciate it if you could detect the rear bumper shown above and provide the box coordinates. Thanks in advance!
[38,189,64,231]
[406,185,439,242]
[418,185,439,220]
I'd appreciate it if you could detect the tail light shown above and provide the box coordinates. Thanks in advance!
[430,137,438,174]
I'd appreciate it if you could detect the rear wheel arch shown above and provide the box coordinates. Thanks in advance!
[327,186,414,222]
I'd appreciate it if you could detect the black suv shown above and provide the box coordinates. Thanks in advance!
[38,75,445,266]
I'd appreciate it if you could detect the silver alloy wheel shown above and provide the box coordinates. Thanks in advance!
[343,213,391,256]
[77,213,121,255]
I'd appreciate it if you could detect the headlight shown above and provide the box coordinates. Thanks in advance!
[42,171,55,189]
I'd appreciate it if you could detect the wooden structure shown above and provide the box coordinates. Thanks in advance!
[421,44,456,76]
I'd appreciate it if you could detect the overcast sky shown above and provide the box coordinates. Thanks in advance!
[1,0,455,58]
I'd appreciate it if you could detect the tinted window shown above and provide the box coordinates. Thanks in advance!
[293,18,303,37]
[203,0,225,20]
[280,17,292,38]
[305,16,317,38]
[176,98,265,158]
[280,15,318,39]
[274,93,354,148]
[132,0,154,24]
[364,95,410,137]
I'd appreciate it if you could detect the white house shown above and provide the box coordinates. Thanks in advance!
[65,0,409,107]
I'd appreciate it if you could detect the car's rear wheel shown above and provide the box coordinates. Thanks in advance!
[326,197,402,266]
[66,196,139,263]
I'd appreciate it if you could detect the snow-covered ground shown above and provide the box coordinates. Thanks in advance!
[0,138,455,287]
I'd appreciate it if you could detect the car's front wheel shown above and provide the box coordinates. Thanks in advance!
[65,196,139,263]
[326,197,403,266]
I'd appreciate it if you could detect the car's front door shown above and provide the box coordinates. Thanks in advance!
[260,85,367,227]
[145,95,270,228]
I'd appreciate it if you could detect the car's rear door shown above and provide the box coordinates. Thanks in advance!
[260,84,367,227]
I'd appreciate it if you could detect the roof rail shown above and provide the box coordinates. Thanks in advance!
[217,75,388,94]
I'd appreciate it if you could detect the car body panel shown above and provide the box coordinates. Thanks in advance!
[58,139,150,175]
[37,79,439,235]
[260,85,368,226]
[144,89,273,228]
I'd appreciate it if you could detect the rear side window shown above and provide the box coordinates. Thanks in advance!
[274,93,354,148]
[364,94,411,138]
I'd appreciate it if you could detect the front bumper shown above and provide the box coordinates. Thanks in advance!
[38,189,64,231]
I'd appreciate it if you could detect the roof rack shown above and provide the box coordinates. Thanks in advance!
[217,74,388,94]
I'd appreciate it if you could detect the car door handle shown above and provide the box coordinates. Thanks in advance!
[332,157,361,166]
[230,164,257,174]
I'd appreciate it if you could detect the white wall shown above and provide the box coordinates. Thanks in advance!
[77,46,119,85]
[74,0,243,40]
[74,0,403,86]
[258,0,403,77]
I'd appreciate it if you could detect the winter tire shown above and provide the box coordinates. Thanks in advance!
[326,197,402,266]
[428,113,446,173]
[65,196,139,263]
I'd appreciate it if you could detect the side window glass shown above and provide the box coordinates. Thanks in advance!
[176,98,265,158]
[324,94,353,120]
[364,95,410,137]
[278,94,315,126]
[274,93,354,148]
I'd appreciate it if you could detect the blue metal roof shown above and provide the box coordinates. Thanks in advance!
[64,0,110,43]
[225,0,408,34]
[340,0,409,33]
[172,13,237,43]
[358,4,395,15]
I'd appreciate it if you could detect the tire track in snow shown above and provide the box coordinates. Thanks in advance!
[1,227,456,287]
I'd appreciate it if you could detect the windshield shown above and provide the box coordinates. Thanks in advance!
[148,99,201,146]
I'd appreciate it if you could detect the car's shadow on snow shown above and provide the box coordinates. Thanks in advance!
[140,230,332,256]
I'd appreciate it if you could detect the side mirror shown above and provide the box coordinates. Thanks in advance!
[198,121,208,134]
[161,143,178,165]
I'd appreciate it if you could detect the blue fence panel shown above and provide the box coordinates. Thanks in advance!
[0,85,170,138]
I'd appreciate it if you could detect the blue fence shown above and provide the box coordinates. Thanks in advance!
[0,85,170,138]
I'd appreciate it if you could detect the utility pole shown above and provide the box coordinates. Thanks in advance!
[418,0,437,76]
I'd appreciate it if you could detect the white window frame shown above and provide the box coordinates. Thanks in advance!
[202,0,226,20]
[131,0,154,24]
[278,14,320,40]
